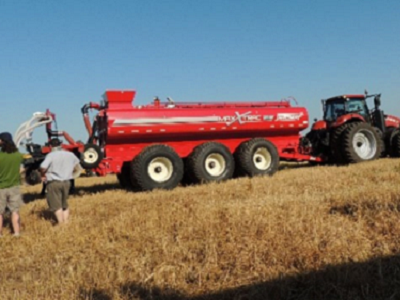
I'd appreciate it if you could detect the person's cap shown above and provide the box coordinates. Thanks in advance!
[49,138,62,147]
[0,132,13,142]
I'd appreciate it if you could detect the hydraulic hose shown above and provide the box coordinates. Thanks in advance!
[81,102,101,138]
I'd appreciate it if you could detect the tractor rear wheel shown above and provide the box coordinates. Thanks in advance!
[373,127,385,158]
[130,145,184,191]
[341,123,381,163]
[390,131,400,157]
[234,138,279,177]
[185,142,234,184]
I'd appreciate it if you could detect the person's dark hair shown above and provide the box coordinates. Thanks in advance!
[49,138,62,147]
[0,140,18,154]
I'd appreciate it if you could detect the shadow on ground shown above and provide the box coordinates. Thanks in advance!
[79,254,400,300]
[21,161,332,204]
[23,182,122,204]
[278,162,313,171]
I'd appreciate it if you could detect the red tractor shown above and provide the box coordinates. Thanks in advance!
[15,110,84,185]
[302,92,400,164]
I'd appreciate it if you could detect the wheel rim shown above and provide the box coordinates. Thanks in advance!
[205,153,226,177]
[83,148,99,164]
[253,147,272,170]
[147,157,173,182]
[352,129,377,160]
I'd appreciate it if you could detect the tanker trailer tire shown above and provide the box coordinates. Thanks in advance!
[117,162,133,190]
[234,138,279,177]
[80,144,103,169]
[185,142,235,184]
[130,145,184,191]
[390,131,400,157]
[341,123,382,163]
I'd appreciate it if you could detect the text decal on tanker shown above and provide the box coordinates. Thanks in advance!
[276,113,304,121]
[219,111,261,126]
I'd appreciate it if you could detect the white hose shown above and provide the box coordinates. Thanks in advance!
[14,112,53,148]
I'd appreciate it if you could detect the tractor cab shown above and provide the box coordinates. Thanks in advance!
[322,93,387,134]
[323,95,370,124]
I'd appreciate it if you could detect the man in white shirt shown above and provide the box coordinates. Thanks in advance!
[40,138,81,224]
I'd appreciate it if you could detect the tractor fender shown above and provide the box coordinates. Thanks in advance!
[311,120,327,131]
[331,114,365,128]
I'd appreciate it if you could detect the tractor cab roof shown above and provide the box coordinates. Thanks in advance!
[325,94,365,102]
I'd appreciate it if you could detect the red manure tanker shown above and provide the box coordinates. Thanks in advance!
[79,90,316,191]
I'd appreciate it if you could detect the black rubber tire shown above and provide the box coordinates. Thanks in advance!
[117,162,133,189]
[341,123,382,163]
[234,138,279,177]
[80,143,103,169]
[390,131,400,157]
[329,124,350,164]
[25,168,42,185]
[373,127,385,158]
[185,142,234,184]
[130,145,184,191]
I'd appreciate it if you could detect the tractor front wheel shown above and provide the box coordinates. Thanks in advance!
[25,168,42,185]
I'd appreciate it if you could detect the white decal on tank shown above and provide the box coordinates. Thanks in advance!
[113,111,262,127]
[113,116,220,126]
[276,113,304,121]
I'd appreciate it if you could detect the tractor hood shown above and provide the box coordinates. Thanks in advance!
[385,114,400,128]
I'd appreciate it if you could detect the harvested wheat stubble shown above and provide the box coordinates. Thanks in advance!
[1,159,400,300]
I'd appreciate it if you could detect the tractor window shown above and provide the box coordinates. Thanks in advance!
[324,101,346,121]
[346,99,368,116]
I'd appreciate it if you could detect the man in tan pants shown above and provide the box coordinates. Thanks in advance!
[0,132,24,237]
[40,138,81,224]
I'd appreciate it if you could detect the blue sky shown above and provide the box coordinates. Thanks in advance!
[1,0,400,145]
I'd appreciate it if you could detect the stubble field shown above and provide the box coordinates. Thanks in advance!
[1,159,400,300]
